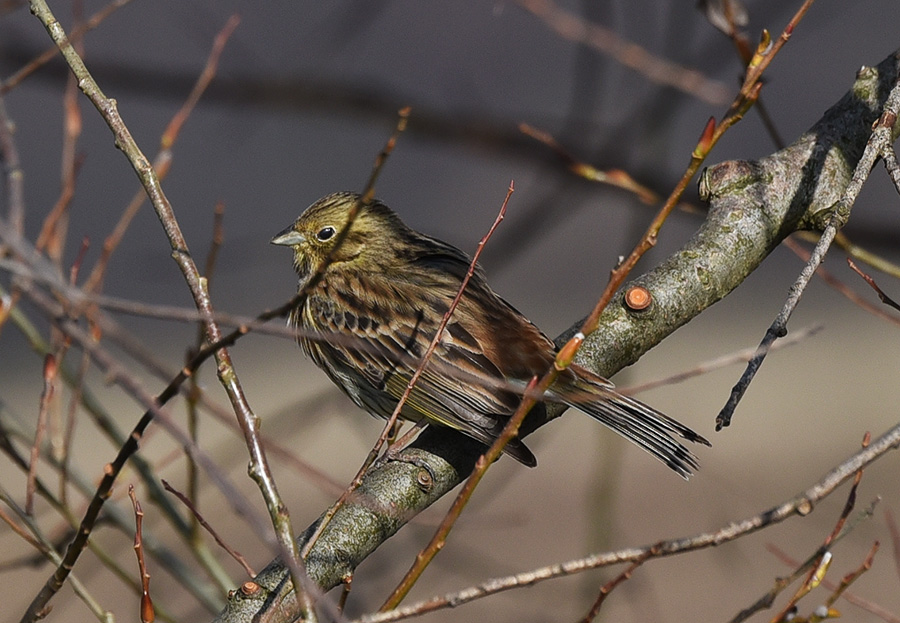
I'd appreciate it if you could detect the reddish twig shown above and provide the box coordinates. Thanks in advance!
[379,184,517,609]
[847,258,900,313]
[781,238,900,326]
[82,14,240,295]
[162,480,256,578]
[519,123,659,204]
[886,507,900,584]
[128,486,155,623]
[738,433,871,623]
[26,354,57,515]
[579,552,650,623]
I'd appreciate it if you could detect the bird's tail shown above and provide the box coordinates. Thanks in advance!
[550,365,710,479]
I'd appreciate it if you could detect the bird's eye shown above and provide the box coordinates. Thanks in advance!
[316,226,336,242]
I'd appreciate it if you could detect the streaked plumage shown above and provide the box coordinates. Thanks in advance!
[272,192,709,477]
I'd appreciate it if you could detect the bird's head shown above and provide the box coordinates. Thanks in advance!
[271,191,407,278]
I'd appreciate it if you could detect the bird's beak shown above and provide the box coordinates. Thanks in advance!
[271,226,305,247]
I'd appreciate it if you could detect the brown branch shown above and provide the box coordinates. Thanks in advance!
[82,14,240,295]
[766,433,870,623]
[767,543,897,622]
[782,238,900,326]
[20,3,319,620]
[26,353,57,515]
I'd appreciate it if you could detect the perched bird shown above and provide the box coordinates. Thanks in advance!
[272,192,709,477]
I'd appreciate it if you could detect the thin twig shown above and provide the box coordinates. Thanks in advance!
[767,543,896,622]
[717,73,900,430]
[83,14,240,294]
[733,434,873,623]
[379,184,517,609]
[18,6,290,619]
[26,354,57,515]
[847,258,900,313]
[162,480,257,578]
[1,486,113,622]
[16,284,289,621]
[128,486,155,623]
[625,324,822,394]
[782,238,900,326]
[579,553,650,623]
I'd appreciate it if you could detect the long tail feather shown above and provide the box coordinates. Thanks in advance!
[555,367,710,479]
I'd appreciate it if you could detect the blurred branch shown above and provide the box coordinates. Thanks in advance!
[1,485,113,622]
[0,0,132,95]
[516,0,732,105]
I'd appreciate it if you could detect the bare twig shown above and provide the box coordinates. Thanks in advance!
[15,283,285,622]
[847,258,900,313]
[625,324,822,394]
[128,486,155,623]
[717,73,900,429]
[782,238,900,326]
[82,15,240,294]
[0,0,133,95]
[379,184,518,609]
[579,553,650,623]
[519,123,659,204]
[162,479,257,578]
[26,354,57,515]
[825,542,880,611]
[886,507,900,584]
[767,543,898,622]
[1,485,113,622]
[732,434,873,623]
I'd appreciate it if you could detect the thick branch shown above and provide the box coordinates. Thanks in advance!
[215,49,900,623]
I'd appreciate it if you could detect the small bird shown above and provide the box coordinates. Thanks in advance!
[272,192,709,477]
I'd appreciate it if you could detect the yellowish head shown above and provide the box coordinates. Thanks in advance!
[271,191,408,278]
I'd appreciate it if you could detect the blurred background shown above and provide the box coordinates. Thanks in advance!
[2,1,900,621]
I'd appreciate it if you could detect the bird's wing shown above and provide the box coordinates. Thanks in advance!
[304,289,524,440]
